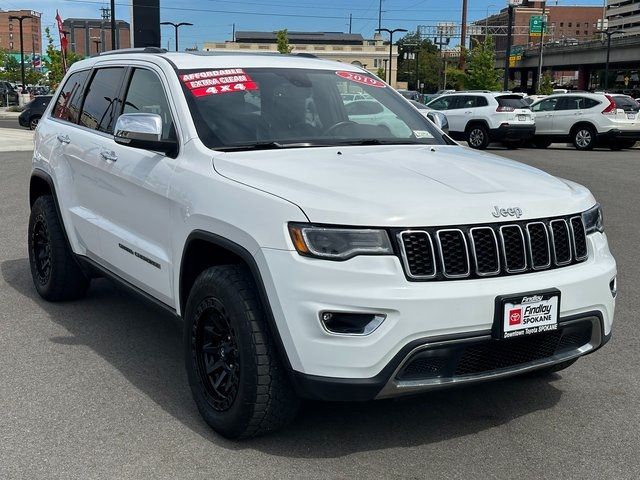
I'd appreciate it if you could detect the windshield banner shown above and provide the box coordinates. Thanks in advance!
[181,69,258,97]
[336,71,386,88]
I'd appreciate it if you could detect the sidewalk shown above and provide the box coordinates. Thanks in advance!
[0,128,34,152]
[0,107,22,119]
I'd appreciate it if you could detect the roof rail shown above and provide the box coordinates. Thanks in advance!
[95,47,167,57]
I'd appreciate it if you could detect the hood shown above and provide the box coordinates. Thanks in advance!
[213,145,595,226]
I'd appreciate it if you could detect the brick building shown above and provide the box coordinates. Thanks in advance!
[0,10,42,55]
[62,18,130,57]
[474,2,603,51]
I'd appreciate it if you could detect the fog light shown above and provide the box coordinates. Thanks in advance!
[610,276,617,298]
[320,311,386,335]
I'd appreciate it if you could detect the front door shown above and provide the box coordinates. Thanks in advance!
[532,97,559,135]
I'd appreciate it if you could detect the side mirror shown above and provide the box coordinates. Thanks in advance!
[114,113,177,155]
[427,111,449,135]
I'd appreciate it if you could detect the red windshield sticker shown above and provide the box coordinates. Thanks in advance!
[336,71,386,88]
[181,68,258,97]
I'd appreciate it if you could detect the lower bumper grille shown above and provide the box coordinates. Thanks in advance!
[396,320,593,381]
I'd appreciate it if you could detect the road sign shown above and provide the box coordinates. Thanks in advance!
[529,15,547,37]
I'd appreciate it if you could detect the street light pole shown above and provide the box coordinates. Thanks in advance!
[503,4,514,91]
[376,27,407,86]
[9,15,31,93]
[536,1,547,91]
[485,4,496,42]
[110,0,116,50]
[596,28,624,90]
[160,22,194,52]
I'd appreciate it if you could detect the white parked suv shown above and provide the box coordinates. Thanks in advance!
[530,93,640,150]
[28,49,616,439]
[425,91,535,149]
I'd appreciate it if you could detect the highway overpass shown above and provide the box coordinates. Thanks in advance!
[495,34,640,91]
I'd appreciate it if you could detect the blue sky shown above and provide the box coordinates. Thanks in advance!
[2,0,605,50]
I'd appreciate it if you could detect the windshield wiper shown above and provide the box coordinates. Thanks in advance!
[217,141,334,152]
[336,139,426,146]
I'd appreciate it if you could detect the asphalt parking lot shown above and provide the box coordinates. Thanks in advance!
[1,146,638,479]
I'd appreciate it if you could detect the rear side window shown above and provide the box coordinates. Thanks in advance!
[496,95,529,109]
[79,67,127,134]
[52,70,89,123]
[580,98,600,109]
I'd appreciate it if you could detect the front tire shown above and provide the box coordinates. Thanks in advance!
[184,265,299,439]
[28,195,90,301]
[572,125,596,150]
[29,115,41,130]
[466,124,490,149]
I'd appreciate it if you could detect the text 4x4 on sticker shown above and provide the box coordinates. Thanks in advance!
[181,68,258,97]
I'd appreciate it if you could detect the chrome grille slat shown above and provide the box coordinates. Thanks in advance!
[549,219,572,266]
[569,216,588,261]
[499,225,527,273]
[436,229,470,278]
[526,222,551,270]
[397,213,589,281]
[469,227,500,276]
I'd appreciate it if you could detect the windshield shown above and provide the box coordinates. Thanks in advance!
[179,67,445,150]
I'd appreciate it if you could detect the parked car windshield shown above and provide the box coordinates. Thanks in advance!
[179,67,445,150]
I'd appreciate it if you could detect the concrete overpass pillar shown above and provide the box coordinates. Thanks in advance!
[519,69,529,90]
[577,66,590,91]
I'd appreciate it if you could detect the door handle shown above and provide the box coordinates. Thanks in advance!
[100,150,118,162]
[56,134,71,144]
[465,111,472,114]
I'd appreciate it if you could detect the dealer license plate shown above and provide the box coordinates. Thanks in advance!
[517,114,528,121]
[627,113,636,120]
[496,290,560,339]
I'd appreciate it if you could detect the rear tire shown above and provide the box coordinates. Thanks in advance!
[611,140,637,150]
[466,124,490,149]
[572,125,596,150]
[184,264,299,439]
[28,195,90,301]
[533,138,552,149]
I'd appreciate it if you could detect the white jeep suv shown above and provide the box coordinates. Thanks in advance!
[530,93,640,150]
[28,49,616,439]
[425,91,535,149]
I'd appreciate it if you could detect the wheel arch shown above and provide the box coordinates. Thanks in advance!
[179,230,295,374]
[464,119,490,133]
[29,169,54,207]
[570,121,597,136]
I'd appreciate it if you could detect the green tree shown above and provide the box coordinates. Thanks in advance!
[445,67,466,90]
[375,66,385,80]
[276,29,293,54]
[466,37,501,91]
[396,31,440,91]
[42,27,83,89]
[538,71,554,95]
[0,55,21,82]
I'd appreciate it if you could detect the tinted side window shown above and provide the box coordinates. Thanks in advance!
[79,68,126,134]
[122,69,176,141]
[556,97,582,111]
[429,96,453,110]
[52,70,89,123]
[532,98,558,112]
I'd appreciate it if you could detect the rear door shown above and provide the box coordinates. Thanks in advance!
[552,96,583,134]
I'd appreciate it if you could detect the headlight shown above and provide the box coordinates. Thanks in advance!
[288,223,393,260]
[582,203,604,234]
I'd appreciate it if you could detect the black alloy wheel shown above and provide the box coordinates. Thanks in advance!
[30,215,52,285]
[193,297,240,411]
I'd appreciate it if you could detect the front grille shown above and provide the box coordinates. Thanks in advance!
[396,320,593,381]
[397,214,588,281]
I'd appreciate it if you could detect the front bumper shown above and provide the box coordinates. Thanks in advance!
[490,124,536,142]
[259,232,616,400]
[18,112,29,127]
